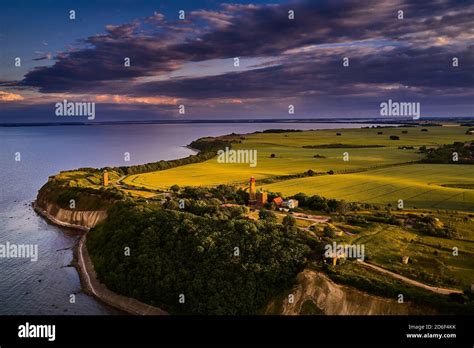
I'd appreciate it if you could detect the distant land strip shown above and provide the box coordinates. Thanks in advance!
[2,117,473,127]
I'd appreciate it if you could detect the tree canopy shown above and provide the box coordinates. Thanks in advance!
[87,202,309,314]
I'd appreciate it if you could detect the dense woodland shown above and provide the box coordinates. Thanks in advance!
[87,202,309,314]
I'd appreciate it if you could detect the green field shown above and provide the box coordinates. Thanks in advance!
[124,145,421,188]
[263,164,474,211]
[122,125,474,211]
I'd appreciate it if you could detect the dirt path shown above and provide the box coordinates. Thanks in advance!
[285,212,328,223]
[359,261,463,295]
[115,175,126,185]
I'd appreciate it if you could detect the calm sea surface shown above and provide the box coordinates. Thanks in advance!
[0,122,379,314]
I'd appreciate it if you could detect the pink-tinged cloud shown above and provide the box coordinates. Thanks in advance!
[95,94,178,105]
[0,91,24,102]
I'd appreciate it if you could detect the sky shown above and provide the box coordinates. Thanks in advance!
[0,0,473,123]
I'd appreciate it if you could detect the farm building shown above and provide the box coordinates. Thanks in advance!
[273,197,283,205]
[273,197,299,210]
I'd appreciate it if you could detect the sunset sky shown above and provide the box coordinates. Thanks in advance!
[0,0,473,123]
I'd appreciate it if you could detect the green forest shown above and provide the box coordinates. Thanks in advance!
[87,202,309,314]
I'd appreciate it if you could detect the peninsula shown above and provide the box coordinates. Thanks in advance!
[35,124,474,315]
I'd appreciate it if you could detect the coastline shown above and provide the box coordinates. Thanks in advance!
[34,202,168,315]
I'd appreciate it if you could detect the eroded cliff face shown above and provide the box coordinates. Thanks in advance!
[266,269,435,315]
[34,180,109,230]
[35,195,107,231]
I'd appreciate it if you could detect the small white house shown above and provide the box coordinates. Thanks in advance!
[282,199,299,209]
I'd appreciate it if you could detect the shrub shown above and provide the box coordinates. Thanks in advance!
[323,226,335,238]
[259,209,277,222]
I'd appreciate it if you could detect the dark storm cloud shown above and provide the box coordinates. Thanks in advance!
[18,0,474,107]
[132,42,473,100]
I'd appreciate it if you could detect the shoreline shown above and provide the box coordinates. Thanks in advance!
[34,202,168,315]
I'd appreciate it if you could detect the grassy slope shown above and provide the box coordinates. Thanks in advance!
[324,261,474,314]
[345,224,474,289]
[55,170,121,188]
